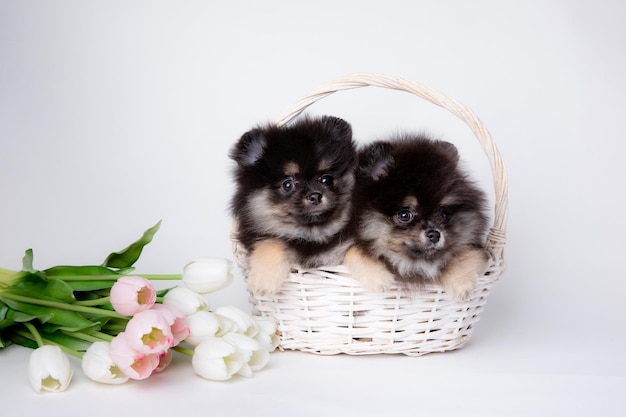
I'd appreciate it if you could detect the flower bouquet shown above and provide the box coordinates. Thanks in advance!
[0,221,278,392]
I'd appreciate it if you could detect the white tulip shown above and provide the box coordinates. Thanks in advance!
[182,258,233,294]
[192,337,244,381]
[28,345,73,393]
[222,333,266,377]
[81,342,129,385]
[184,310,223,346]
[162,286,209,316]
[253,316,280,352]
[214,305,258,337]
[248,347,271,372]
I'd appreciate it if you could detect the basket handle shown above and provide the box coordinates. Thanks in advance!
[272,72,508,265]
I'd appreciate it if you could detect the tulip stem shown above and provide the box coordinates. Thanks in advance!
[14,329,83,359]
[92,331,114,341]
[0,292,128,319]
[23,322,45,348]
[172,345,194,357]
[61,330,110,344]
[55,274,182,281]
[75,296,111,307]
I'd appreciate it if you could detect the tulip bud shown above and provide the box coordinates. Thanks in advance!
[110,276,156,316]
[124,309,173,355]
[81,342,129,385]
[215,305,258,337]
[151,303,190,346]
[192,337,243,381]
[163,286,209,316]
[253,316,280,352]
[185,310,222,346]
[29,345,73,393]
[109,332,160,380]
[182,258,233,294]
[222,333,264,377]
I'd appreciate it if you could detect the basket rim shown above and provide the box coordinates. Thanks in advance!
[271,72,508,263]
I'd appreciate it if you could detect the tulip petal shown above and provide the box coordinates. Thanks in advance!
[29,345,73,393]
[163,286,209,316]
[81,342,129,385]
[185,311,222,346]
[182,258,233,294]
[192,337,242,381]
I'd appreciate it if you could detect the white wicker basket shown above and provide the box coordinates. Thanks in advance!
[232,73,508,356]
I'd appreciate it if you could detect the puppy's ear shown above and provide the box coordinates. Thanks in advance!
[230,129,267,167]
[321,116,352,142]
[358,142,394,181]
[438,141,460,163]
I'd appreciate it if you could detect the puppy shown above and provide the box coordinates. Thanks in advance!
[345,134,489,301]
[230,115,357,296]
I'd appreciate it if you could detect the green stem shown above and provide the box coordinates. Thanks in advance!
[23,322,45,348]
[0,292,127,319]
[92,331,114,342]
[172,345,194,356]
[15,330,83,359]
[61,330,109,344]
[55,274,181,281]
[75,296,111,307]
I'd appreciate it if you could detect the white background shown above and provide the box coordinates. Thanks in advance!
[1,1,625,416]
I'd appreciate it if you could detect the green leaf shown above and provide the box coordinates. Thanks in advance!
[1,332,38,350]
[10,275,76,304]
[68,280,116,292]
[39,331,93,352]
[0,300,53,330]
[102,220,161,269]
[21,249,35,272]
[0,297,98,332]
[44,265,122,291]
[18,250,47,282]
[45,265,119,278]
[156,287,174,297]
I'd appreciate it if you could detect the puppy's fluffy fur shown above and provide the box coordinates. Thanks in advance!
[230,116,357,296]
[345,134,489,301]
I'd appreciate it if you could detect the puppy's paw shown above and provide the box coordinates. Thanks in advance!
[439,249,488,302]
[246,241,291,297]
[344,247,396,293]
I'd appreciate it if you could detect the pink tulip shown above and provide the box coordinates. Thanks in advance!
[110,276,156,316]
[109,333,160,380]
[154,350,173,374]
[151,303,190,346]
[124,309,173,355]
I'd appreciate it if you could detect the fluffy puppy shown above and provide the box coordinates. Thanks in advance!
[230,115,357,296]
[345,134,489,301]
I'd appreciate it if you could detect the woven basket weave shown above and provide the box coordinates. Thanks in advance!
[232,73,508,356]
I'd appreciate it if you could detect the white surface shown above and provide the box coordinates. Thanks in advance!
[1,1,625,416]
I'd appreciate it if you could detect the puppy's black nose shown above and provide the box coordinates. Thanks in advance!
[306,192,322,205]
[426,230,440,243]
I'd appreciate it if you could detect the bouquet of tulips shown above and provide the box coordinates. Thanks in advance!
[0,221,278,393]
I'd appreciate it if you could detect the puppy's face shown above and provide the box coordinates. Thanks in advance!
[231,116,356,243]
[357,137,488,279]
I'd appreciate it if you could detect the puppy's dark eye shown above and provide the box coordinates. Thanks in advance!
[281,179,295,193]
[439,206,451,218]
[319,174,334,187]
[397,208,414,224]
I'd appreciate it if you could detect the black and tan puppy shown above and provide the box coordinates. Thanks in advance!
[230,116,357,296]
[345,134,489,301]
